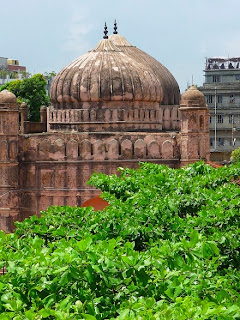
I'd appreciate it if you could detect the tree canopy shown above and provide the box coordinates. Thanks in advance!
[0,161,240,319]
[0,74,50,122]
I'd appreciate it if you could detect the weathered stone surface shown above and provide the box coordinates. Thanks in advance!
[0,90,17,104]
[134,139,146,158]
[66,139,78,160]
[93,140,105,160]
[107,139,119,160]
[162,140,174,159]
[121,139,133,158]
[148,140,160,159]
[179,86,210,165]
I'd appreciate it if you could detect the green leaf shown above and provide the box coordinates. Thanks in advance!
[81,314,97,320]
[190,230,199,245]
[76,237,92,251]
[39,309,52,318]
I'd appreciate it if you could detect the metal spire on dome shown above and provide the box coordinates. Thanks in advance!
[113,19,118,34]
[103,22,108,39]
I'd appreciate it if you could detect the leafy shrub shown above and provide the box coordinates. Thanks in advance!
[0,74,50,121]
[0,161,240,319]
[231,147,240,164]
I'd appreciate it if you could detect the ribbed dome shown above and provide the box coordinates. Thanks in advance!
[50,38,165,108]
[181,85,206,107]
[110,34,180,105]
[48,32,181,133]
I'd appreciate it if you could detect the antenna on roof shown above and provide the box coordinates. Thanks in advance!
[103,22,108,39]
[113,19,118,34]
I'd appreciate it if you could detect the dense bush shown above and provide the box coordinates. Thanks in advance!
[0,74,50,121]
[0,161,240,319]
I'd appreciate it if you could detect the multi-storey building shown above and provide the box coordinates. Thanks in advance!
[198,57,240,161]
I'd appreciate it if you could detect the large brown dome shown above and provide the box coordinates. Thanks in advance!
[48,32,180,133]
[50,35,179,108]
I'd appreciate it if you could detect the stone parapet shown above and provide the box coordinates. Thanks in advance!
[47,105,180,132]
[18,132,180,162]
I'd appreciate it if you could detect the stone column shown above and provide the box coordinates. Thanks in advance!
[0,90,20,232]
[40,106,47,123]
[179,85,210,166]
[20,102,28,134]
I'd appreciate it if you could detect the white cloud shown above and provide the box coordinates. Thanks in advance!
[63,10,94,55]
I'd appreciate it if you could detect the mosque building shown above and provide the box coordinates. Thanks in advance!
[0,23,210,232]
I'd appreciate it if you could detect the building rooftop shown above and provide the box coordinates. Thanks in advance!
[205,57,240,71]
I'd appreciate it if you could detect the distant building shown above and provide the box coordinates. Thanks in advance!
[7,59,26,73]
[0,57,26,86]
[198,57,240,162]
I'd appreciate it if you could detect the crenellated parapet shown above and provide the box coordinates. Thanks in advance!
[18,132,180,163]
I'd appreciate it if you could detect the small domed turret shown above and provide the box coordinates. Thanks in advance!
[181,85,206,108]
[0,90,17,104]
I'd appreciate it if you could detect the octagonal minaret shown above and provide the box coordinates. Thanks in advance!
[179,85,210,165]
[0,90,20,231]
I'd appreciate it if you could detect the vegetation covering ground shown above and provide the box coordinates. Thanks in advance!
[0,161,240,319]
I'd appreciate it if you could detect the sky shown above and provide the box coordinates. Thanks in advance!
[1,0,240,92]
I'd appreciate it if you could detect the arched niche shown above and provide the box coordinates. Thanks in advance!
[163,107,171,130]
[171,107,178,130]
[90,109,96,121]
[162,140,174,159]
[38,139,51,161]
[8,140,18,161]
[147,140,160,159]
[121,139,133,159]
[50,139,65,161]
[134,139,146,159]
[83,110,90,122]
[80,139,92,160]
[104,109,111,122]
[93,140,105,160]
[66,139,78,160]
[0,140,8,161]
[107,139,119,160]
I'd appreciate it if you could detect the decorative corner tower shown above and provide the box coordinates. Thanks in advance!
[0,90,20,232]
[179,85,210,166]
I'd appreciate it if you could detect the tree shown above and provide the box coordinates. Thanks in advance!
[0,74,50,122]
[44,71,56,81]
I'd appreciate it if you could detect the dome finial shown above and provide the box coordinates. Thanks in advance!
[103,22,108,39]
[113,19,118,34]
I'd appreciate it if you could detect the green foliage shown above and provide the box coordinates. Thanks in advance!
[0,161,240,319]
[231,147,240,164]
[0,74,50,121]
[44,71,56,80]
